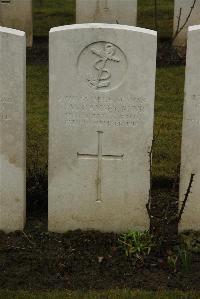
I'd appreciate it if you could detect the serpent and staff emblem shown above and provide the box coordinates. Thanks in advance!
[87,43,120,89]
[78,41,127,91]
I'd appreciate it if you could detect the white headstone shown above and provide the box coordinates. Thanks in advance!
[180,25,200,231]
[173,0,200,47]
[0,26,26,232]
[0,0,33,47]
[49,24,157,233]
[76,0,137,26]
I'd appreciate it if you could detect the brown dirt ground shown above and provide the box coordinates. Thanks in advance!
[0,206,200,292]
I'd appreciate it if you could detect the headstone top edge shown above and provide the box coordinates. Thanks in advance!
[188,24,200,32]
[50,23,157,37]
[0,26,25,37]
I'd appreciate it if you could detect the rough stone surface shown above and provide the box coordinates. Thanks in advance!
[0,26,26,232]
[76,0,137,26]
[49,24,157,233]
[173,0,200,47]
[180,25,200,231]
[0,0,33,47]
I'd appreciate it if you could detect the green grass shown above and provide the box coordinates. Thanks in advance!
[138,0,174,39]
[33,0,75,37]
[27,64,48,172]
[0,290,200,299]
[33,0,174,39]
[153,66,185,181]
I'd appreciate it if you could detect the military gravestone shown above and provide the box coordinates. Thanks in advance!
[180,25,200,231]
[76,0,137,26]
[49,24,157,233]
[0,26,26,232]
[0,0,33,47]
[173,0,200,48]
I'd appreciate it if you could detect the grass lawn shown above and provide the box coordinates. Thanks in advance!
[33,0,174,39]
[33,0,75,37]
[0,290,200,299]
[138,0,174,39]
[154,66,184,181]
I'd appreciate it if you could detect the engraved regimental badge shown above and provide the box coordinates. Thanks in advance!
[78,41,127,92]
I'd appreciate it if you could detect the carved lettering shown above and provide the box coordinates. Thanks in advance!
[59,95,147,128]
[0,98,15,122]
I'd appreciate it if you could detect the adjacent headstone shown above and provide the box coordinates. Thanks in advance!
[0,0,33,47]
[76,0,137,26]
[49,24,157,233]
[173,0,200,48]
[0,26,26,232]
[180,25,200,231]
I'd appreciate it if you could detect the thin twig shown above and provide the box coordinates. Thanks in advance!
[177,173,195,223]
[146,128,161,218]
[22,231,35,246]
[173,0,197,42]
[154,0,158,31]
[176,7,182,34]
[146,142,153,218]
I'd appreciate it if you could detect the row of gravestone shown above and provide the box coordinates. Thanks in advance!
[1,0,200,48]
[0,23,200,233]
[77,0,200,48]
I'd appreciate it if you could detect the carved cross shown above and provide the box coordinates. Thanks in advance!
[77,131,124,202]
[104,0,109,10]
[1,0,11,3]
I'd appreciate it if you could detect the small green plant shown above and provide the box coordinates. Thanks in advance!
[167,246,192,273]
[118,231,153,261]
[181,231,200,253]
[178,247,192,273]
[167,254,178,273]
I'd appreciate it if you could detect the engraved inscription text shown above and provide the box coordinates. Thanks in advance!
[60,95,147,128]
[0,98,14,122]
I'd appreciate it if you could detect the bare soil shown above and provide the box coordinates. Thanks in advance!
[0,208,200,292]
